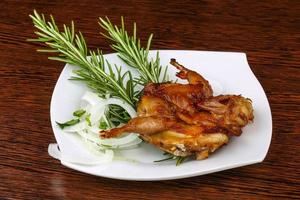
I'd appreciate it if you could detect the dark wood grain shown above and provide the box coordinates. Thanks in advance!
[0,0,299,199]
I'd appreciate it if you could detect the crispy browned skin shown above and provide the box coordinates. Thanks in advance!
[100,59,254,160]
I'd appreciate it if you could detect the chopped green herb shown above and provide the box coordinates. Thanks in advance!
[85,114,92,126]
[56,119,80,129]
[99,120,108,130]
[73,109,86,117]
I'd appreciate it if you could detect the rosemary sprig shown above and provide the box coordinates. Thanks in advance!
[28,10,138,108]
[154,152,188,166]
[99,17,169,85]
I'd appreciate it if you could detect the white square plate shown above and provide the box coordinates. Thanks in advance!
[50,50,272,180]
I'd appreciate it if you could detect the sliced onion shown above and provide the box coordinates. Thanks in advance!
[55,91,142,165]
[77,130,101,145]
[100,133,141,146]
[78,130,142,149]
[81,91,104,107]
[89,104,106,125]
[63,121,86,133]
[113,138,143,149]
[48,143,113,165]
[102,98,137,118]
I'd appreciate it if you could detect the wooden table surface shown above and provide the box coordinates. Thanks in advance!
[1,0,299,199]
